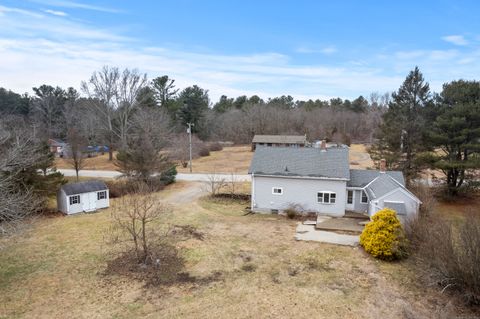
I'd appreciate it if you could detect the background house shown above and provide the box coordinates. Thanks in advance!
[57,180,109,214]
[47,138,67,157]
[251,135,307,151]
[249,144,420,222]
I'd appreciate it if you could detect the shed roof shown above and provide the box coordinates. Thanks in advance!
[348,169,404,187]
[248,146,350,180]
[61,180,108,195]
[252,135,307,144]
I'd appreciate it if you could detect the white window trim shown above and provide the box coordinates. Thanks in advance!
[97,191,107,200]
[69,195,80,205]
[317,191,336,204]
[347,190,354,204]
[361,191,368,203]
[272,187,283,195]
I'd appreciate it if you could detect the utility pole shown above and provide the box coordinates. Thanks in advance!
[187,122,194,173]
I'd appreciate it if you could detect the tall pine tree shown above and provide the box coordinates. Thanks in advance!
[427,80,480,196]
[369,67,432,185]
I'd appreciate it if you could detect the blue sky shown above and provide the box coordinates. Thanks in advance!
[0,0,479,102]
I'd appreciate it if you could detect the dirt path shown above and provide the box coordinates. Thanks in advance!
[163,182,206,204]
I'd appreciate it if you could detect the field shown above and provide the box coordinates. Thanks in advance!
[55,144,374,174]
[0,182,476,319]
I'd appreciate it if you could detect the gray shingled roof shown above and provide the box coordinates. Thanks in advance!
[348,169,404,187]
[364,174,402,199]
[252,135,307,144]
[248,146,350,179]
[61,180,108,195]
[384,201,407,215]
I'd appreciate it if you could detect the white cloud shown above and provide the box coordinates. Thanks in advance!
[44,9,68,16]
[442,35,468,46]
[30,0,120,13]
[296,45,337,55]
[1,4,479,102]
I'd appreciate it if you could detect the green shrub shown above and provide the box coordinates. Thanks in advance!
[360,208,408,260]
[160,166,177,185]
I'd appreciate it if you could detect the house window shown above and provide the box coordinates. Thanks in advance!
[69,195,80,205]
[347,190,353,204]
[97,191,107,200]
[361,191,368,203]
[317,191,336,204]
[272,187,283,195]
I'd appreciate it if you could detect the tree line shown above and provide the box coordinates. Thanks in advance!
[0,65,479,232]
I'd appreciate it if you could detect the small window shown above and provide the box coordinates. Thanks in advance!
[97,191,107,200]
[272,187,283,195]
[317,191,336,204]
[347,190,353,204]
[361,191,368,203]
[69,195,80,205]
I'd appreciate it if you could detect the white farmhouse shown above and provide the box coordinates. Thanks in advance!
[57,180,109,215]
[248,142,421,223]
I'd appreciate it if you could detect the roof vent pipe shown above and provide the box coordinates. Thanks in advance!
[380,159,386,173]
[320,140,327,152]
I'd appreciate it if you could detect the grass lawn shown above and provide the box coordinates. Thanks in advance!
[0,183,473,319]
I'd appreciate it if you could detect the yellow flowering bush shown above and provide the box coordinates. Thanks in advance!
[360,208,408,260]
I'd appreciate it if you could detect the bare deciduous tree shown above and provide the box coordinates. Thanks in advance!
[0,121,43,234]
[66,128,87,181]
[81,66,147,159]
[109,186,170,264]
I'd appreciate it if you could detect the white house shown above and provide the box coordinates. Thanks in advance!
[248,142,421,223]
[57,180,110,215]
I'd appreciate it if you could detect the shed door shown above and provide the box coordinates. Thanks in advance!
[82,193,97,212]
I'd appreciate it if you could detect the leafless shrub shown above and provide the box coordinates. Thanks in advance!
[202,172,227,196]
[198,146,210,157]
[283,203,306,219]
[208,142,223,152]
[408,211,480,306]
[409,182,437,216]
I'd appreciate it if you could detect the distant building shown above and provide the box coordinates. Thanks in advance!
[251,134,307,151]
[47,138,67,157]
[57,180,109,215]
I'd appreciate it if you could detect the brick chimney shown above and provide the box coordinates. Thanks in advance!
[320,139,327,152]
[380,158,386,173]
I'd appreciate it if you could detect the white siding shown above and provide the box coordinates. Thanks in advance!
[368,188,419,222]
[57,190,110,215]
[252,175,347,216]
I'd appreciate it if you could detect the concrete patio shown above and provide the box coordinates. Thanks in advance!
[295,223,360,246]
[315,215,367,234]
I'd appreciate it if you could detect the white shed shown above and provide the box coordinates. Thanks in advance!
[57,180,110,215]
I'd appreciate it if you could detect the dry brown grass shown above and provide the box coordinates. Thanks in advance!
[176,145,253,174]
[349,144,374,169]
[55,152,118,170]
[0,181,473,319]
[54,144,374,174]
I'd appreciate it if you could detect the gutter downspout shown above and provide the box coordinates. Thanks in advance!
[251,173,255,211]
